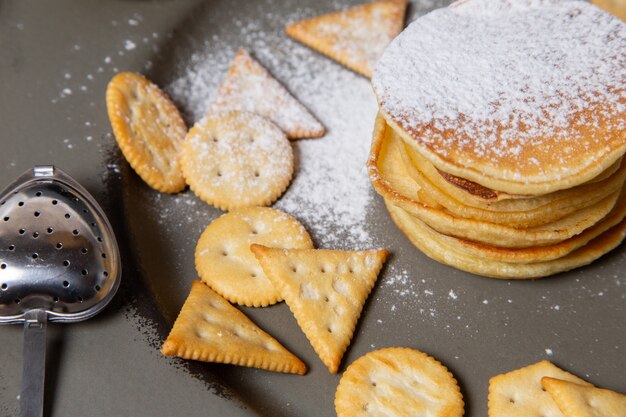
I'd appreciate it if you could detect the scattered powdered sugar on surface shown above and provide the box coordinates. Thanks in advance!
[124,39,137,50]
[373,0,626,175]
[166,7,380,248]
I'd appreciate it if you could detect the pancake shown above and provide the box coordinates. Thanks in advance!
[399,133,626,228]
[399,187,626,264]
[385,200,626,279]
[372,0,626,195]
[403,139,625,211]
[368,113,620,248]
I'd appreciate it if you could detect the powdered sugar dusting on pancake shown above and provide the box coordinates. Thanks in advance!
[373,0,626,178]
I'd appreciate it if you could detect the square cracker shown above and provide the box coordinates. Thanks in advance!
[488,360,592,417]
[542,377,626,417]
[251,245,388,373]
[161,280,306,375]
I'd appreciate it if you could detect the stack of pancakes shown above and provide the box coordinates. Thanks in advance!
[368,0,626,279]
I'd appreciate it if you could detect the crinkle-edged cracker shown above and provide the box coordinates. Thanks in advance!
[195,207,314,307]
[335,347,464,417]
[251,245,388,373]
[106,72,187,193]
[488,360,592,417]
[180,111,294,211]
[209,49,324,139]
[161,281,306,375]
[590,0,626,22]
[285,0,407,78]
[542,377,626,417]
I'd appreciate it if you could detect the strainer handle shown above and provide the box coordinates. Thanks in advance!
[20,309,47,417]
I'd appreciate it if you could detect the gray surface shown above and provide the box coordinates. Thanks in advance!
[0,1,625,416]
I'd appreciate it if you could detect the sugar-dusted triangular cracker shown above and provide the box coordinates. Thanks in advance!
[161,281,306,375]
[542,377,626,417]
[285,0,407,78]
[488,360,592,417]
[250,245,388,373]
[208,49,324,139]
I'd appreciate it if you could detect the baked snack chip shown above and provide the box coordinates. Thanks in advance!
[286,0,407,78]
[208,49,324,139]
[251,245,388,373]
[161,281,306,375]
[591,0,626,21]
[542,377,626,417]
[335,347,464,417]
[488,360,592,417]
[195,207,314,307]
[180,111,294,211]
[106,72,187,193]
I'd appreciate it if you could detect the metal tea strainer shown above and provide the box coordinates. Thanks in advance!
[0,166,121,417]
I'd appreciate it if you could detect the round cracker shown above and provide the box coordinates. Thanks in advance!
[106,72,187,193]
[195,207,313,307]
[180,111,294,211]
[335,347,464,417]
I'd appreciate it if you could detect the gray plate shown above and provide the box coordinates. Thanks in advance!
[0,1,624,416]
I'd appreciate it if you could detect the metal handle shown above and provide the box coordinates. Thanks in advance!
[20,310,47,417]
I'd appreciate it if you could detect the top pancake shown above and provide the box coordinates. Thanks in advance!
[372,0,626,195]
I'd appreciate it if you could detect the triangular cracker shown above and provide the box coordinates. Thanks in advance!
[161,281,306,375]
[208,49,324,139]
[285,0,407,78]
[251,245,388,373]
[488,360,592,417]
[542,377,626,417]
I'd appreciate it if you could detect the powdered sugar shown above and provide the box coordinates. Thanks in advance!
[373,0,626,176]
[167,10,379,247]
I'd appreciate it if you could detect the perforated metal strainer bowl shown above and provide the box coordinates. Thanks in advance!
[0,166,121,417]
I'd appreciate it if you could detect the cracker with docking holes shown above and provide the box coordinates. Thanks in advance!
[161,281,306,375]
[251,245,388,373]
[488,360,592,417]
[208,49,325,139]
[335,347,464,417]
[195,207,314,307]
[285,0,407,78]
[180,111,294,211]
[106,72,187,193]
[542,377,626,417]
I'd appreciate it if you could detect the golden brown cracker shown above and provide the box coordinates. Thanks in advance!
[591,0,626,21]
[251,245,388,373]
[195,207,314,307]
[335,347,464,417]
[209,49,325,139]
[106,72,187,193]
[180,111,294,211]
[488,360,592,417]
[161,281,306,375]
[542,377,626,417]
[286,0,407,77]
